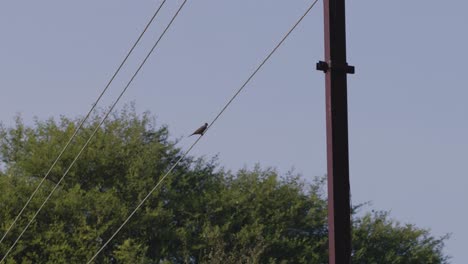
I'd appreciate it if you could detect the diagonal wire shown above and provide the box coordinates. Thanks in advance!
[0,0,188,262]
[86,134,202,264]
[0,0,167,246]
[86,1,319,262]
[206,0,319,133]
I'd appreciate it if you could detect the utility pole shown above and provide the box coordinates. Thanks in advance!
[316,0,354,263]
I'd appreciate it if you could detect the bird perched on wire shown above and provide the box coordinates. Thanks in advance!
[189,123,208,137]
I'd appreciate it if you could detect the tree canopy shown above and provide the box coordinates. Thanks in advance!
[0,107,449,263]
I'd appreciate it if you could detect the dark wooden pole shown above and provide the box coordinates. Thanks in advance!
[316,0,354,263]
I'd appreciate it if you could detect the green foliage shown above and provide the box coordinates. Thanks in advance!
[352,211,450,264]
[0,108,449,263]
[113,239,149,264]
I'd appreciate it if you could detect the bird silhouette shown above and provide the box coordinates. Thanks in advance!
[189,123,208,137]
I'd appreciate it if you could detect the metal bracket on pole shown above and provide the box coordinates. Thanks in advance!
[316,60,355,74]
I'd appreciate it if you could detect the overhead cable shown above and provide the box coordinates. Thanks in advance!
[0,0,167,246]
[0,0,188,262]
[86,0,319,262]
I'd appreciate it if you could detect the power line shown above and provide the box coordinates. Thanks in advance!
[0,0,167,246]
[0,0,188,262]
[207,0,318,133]
[87,133,202,264]
[86,1,319,262]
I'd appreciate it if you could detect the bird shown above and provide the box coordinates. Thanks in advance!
[189,123,208,137]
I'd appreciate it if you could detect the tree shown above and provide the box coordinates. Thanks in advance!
[0,107,450,263]
[352,211,449,264]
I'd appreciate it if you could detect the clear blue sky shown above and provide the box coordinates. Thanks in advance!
[1,0,467,262]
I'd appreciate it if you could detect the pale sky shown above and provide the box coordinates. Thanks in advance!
[1,1,467,262]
